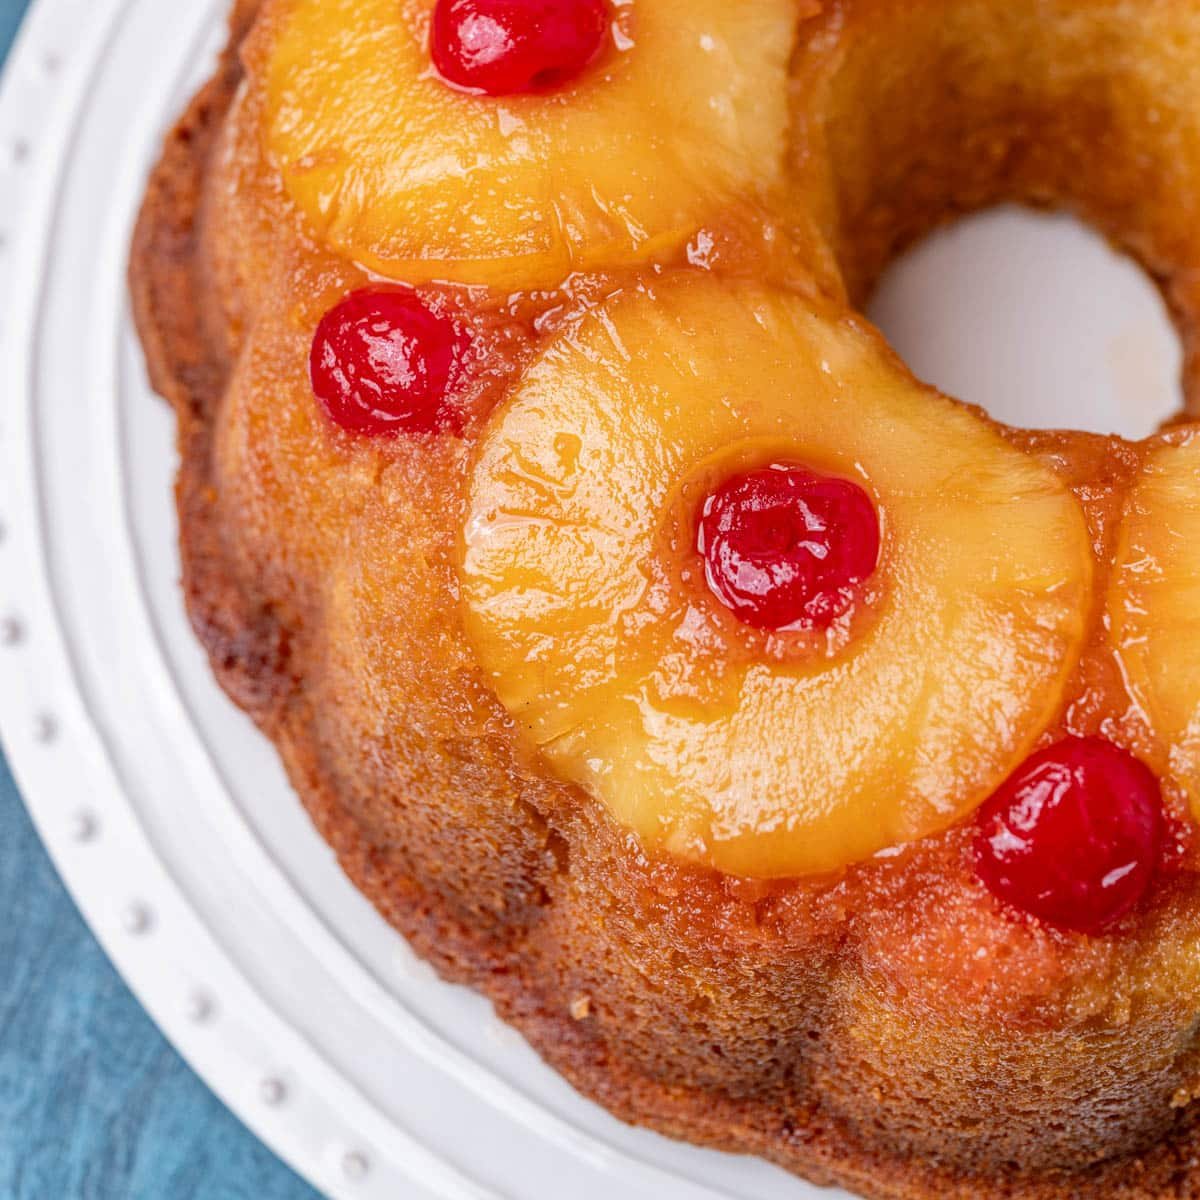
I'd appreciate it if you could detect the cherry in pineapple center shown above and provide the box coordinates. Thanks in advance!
[697,464,881,632]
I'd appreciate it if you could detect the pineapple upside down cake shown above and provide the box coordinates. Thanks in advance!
[130,0,1200,1195]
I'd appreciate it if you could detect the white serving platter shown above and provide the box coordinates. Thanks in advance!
[0,2,1182,1198]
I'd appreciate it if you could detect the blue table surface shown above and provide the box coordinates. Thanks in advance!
[0,2,319,1196]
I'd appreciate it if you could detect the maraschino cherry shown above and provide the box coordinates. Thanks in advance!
[974,737,1163,935]
[697,464,881,631]
[431,0,611,96]
[310,288,471,437]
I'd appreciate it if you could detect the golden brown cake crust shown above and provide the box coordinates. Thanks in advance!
[130,3,1200,1197]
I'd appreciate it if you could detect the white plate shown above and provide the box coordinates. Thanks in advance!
[0,3,1183,1199]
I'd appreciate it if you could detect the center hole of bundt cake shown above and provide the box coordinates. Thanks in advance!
[867,207,1181,440]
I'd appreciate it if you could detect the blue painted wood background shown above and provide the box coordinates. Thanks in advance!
[0,2,319,1195]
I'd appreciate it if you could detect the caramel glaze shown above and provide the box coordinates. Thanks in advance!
[131,1,1200,1195]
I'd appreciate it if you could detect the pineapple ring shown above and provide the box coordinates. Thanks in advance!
[460,277,1093,878]
[1111,435,1200,817]
[258,0,799,289]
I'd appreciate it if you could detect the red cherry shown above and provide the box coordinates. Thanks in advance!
[696,464,881,631]
[974,737,1163,935]
[309,288,470,437]
[431,0,610,96]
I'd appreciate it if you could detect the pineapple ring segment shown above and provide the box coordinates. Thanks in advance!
[260,0,797,289]
[460,278,1093,878]
[1111,435,1200,817]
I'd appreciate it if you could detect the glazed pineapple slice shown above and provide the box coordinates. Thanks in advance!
[1110,434,1200,813]
[459,277,1092,878]
[257,0,797,288]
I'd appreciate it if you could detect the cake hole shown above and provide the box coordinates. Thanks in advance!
[869,206,1182,440]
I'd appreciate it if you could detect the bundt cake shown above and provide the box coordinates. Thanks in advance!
[129,0,1200,1195]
